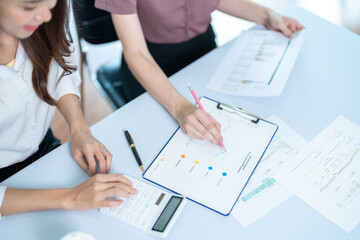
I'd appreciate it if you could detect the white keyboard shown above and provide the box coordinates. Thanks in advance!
[99,175,186,237]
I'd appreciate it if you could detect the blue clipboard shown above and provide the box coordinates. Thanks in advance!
[143,97,278,216]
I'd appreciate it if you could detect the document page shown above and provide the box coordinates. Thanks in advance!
[275,116,360,233]
[207,29,305,96]
[231,115,307,227]
[144,98,278,215]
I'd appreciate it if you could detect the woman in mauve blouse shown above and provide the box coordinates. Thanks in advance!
[95,0,304,146]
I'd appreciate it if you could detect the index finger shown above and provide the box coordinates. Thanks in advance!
[289,18,304,31]
[296,22,305,30]
[287,21,297,33]
[103,151,112,174]
[208,114,223,142]
[196,110,222,143]
[94,151,107,174]
[280,23,292,38]
[208,114,221,132]
[96,174,133,186]
[73,151,89,173]
[84,151,97,176]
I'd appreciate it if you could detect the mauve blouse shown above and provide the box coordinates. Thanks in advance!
[95,0,220,44]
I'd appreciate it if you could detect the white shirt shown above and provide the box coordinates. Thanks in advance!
[0,44,81,209]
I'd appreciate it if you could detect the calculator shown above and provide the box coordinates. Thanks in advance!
[99,175,186,238]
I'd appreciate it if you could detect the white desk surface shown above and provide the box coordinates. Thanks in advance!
[1,7,359,240]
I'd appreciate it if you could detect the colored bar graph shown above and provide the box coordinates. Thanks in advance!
[241,177,276,202]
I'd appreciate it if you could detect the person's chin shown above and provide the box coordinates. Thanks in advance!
[16,30,35,39]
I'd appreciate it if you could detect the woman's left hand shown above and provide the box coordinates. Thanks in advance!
[70,128,113,176]
[265,11,304,38]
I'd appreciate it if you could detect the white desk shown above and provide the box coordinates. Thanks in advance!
[1,7,359,240]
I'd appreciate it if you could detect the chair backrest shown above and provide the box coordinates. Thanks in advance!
[72,0,118,44]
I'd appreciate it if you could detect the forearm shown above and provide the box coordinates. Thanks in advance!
[110,13,223,143]
[111,13,189,119]
[56,94,90,137]
[124,51,188,119]
[0,187,71,216]
[217,0,273,25]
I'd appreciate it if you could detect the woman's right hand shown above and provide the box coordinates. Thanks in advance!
[63,174,138,211]
[174,100,223,145]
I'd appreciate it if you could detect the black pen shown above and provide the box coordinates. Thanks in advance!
[124,130,145,173]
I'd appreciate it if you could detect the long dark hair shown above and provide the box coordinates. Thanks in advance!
[20,0,77,106]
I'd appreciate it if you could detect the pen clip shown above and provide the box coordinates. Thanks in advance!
[217,102,260,124]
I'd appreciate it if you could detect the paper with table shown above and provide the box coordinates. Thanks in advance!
[231,115,307,227]
[275,116,360,233]
[143,97,278,215]
[207,29,305,96]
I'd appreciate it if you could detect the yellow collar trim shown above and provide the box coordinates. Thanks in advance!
[6,59,15,69]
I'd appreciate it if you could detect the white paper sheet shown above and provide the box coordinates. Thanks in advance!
[231,115,307,227]
[275,116,360,233]
[144,98,278,215]
[207,29,305,96]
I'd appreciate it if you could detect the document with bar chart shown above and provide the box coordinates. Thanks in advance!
[207,29,305,96]
[144,97,278,215]
[275,116,360,233]
[231,115,307,227]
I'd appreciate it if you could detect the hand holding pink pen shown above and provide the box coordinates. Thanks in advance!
[187,83,227,152]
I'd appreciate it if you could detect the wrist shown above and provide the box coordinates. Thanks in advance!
[169,97,190,120]
[263,8,275,25]
[58,188,74,211]
[50,188,74,210]
[70,121,91,138]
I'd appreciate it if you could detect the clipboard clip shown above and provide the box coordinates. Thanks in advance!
[217,102,260,124]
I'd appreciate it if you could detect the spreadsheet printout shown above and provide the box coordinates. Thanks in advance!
[207,29,305,96]
[275,116,360,233]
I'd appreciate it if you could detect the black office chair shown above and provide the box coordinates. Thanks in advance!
[71,0,127,109]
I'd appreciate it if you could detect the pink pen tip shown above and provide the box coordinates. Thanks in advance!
[220,142,227,152]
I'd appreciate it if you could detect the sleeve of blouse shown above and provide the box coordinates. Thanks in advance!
[50,40,81,101]
[54,67,81,101]
[95,0,137,15]
[0,186,7,219]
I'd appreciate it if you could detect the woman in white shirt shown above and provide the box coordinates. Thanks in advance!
[0,0,137,216]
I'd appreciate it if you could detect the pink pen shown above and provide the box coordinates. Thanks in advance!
[187,83,227,152]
